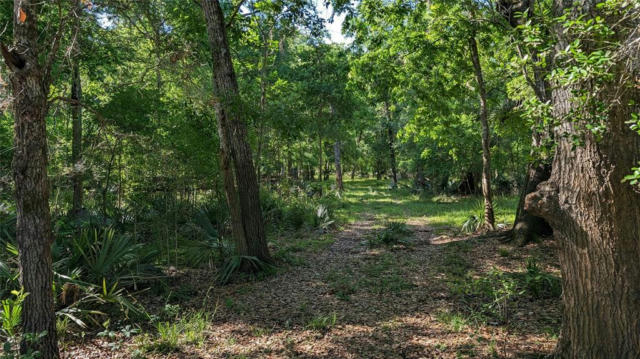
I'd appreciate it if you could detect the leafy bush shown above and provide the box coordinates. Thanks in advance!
[368,221,412,247]
[283,202,311,230]
[261,190,337,232]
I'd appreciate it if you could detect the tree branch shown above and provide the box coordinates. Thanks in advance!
[225,0,248,28]
[44,5,76,89]
[48,96,106,127]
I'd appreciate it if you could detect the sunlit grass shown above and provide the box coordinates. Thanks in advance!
[335,178,517,229]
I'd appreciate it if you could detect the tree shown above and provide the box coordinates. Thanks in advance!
[71,0,83,218]
[498,0,553,244]
[0,0,67,357]
[201,0,272,264]
[468,32,495,230]
[525,1,640,357]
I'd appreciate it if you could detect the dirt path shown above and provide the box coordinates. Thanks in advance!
[175,217,556,358]
[64,215,559,359]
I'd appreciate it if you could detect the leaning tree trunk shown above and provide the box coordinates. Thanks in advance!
[334,141,343,191]
[525,2,640,357]
[1,1,59,357]
[202,0,271,263]
[468,34,495,230]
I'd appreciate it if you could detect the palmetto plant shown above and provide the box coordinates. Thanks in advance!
[68,228,159,287]
[0,289,27,338]
[315,204,335,231]
[183,208,233,268]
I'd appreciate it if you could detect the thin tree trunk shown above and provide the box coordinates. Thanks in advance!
[318,135,323,182]
[202,0,271,263]
[255,40,269,183]
[414,159,425,189]
[71,60,83,217]
[526,2,640,356]
[383,101,398,188]
[468,34,495,230]
[1,1,59,357]
[351,130,361,180]
[334,141,343,191]
[101,140,118,219]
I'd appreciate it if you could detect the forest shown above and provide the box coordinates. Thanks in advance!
[0,0,638,358]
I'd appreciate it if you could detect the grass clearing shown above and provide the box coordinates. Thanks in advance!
[335,179,517,231]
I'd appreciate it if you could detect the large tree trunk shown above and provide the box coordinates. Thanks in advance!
[202,0,271,263]
[71,60,83,217]
[468,34,495,230]
[512,159,552,244]
[383,101,398,188]
[1,1,59,357]
[334,141,343,191]
[525,2,640,357]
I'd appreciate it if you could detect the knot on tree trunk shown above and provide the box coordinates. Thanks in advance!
[525,180,560,226]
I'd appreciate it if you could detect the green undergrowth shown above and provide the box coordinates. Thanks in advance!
[335,179,517,230]
[436,241,561,329]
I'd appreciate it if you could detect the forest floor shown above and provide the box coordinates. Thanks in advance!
[62,180,561,359]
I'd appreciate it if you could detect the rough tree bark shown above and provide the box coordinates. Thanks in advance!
[334,141,343,191]
[512,155,552,244]
[383,101,398,188]
[525,1,640,357]
[71,56,83,217]
[202,0,271,263]
[1,1,59,357]
[468,34,495,230]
